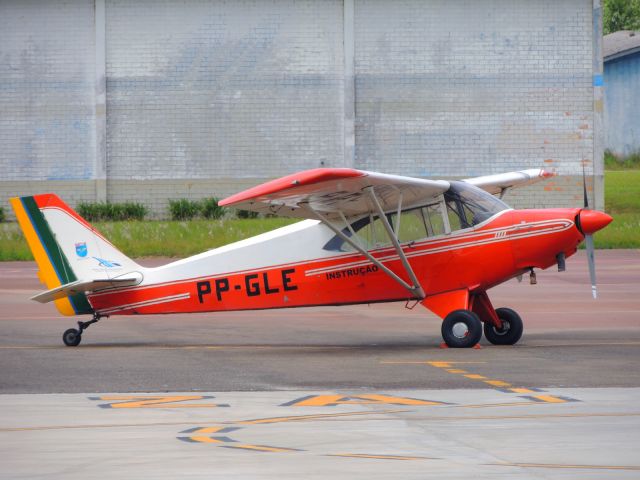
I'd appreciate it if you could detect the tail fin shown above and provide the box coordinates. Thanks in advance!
[10,194,142,316]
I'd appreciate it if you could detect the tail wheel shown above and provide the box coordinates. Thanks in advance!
[441,309,482,348]
[483,307,523,345]
[62,328,82,347]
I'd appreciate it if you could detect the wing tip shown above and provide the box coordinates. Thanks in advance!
[540,168,556,179]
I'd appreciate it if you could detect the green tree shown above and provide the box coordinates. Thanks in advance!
[603,0,640,35]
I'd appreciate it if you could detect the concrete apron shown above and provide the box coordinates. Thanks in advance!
[1,388,639,479]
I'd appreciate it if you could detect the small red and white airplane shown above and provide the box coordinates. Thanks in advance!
[11,167,612,348]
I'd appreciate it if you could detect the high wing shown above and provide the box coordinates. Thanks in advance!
[463,168,554,196]
[219,168,449,220]
[219,167,551,301]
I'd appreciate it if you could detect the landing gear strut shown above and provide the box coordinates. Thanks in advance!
[62,313,105,347]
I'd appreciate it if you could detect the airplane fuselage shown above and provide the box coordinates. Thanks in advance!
[11,168,613,348]
[87,208,584,317]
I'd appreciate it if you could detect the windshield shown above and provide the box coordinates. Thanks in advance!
[444,181,509,229]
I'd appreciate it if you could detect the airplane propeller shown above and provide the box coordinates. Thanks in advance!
[582,164,597,299]
[577,164,612,299]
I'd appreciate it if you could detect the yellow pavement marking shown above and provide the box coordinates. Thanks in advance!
[509,388,535,394]
[224,444,297,453]
[492,462,640,471]
[182,425,241,445]
[284,394,443,407]
[190,436,224,444]
[379,360,486,367]
[329,453,429,461]
[95,395,224,409]
[484,380,512,387]
[384,360,571,402]
[427,361,453,368]
[426,361,487,368]
[236,409,409,425]
[410,360,575,404]
[530,395,567,404]
[183,411,412,449]
[191,426,226,434]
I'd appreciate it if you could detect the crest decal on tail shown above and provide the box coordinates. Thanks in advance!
[93,257,122,269]
[75,242,88,258]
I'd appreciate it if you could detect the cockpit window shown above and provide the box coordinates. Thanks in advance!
[444,181,509,228]
[356,214,388,249]
[394,203,447,242]
[323,181,508,252]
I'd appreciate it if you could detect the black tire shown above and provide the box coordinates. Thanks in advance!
[63,328,82,347]
[483,307,523,345]
[441,309,483,348]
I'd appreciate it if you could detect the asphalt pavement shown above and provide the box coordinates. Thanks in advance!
[1,250,639,478]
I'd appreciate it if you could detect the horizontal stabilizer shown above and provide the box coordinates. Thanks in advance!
[31,274,143,304]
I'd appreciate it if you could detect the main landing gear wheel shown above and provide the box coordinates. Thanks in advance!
[483,307,523,345]
[63,328,82,347]
[441,309,483,348]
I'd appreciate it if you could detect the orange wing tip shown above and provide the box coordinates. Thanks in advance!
[540,169,556,178]
[219,168,365,207]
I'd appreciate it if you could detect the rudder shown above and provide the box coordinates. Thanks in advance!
[10,194,141,316]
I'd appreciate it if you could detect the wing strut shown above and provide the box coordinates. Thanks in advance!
[364,187,425,299]
[302,189,425,300]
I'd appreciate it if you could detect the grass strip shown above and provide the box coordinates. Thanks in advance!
[0,217,297,261]
[595,170,640,249]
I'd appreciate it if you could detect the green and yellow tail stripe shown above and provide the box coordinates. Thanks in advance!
[10,196,93,316]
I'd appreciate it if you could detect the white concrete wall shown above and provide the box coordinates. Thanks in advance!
[0,0,98,207]
[105,0,344,182]
[354,0,597,208]
[0,0,602,218]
